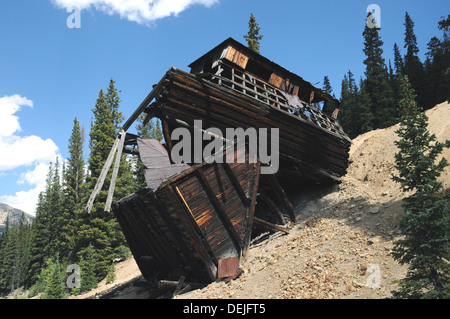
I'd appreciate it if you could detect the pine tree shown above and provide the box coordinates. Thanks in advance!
[135,113,154,139]
[61,118,85,262]
[17,213,32,289]
[103,78,132,259]
[47,158,63,259]
[424,37,445,108]
[76,79,130,278]
[0,214,32,296]
[244,13,263,54]
[8,222,21,293]
[153,119,163,141]
[404,12,419,56]
[76,87,112,278]
[26,195,43,287]
[26,160,65,289]
[40,257,68,299]
[135,115,163,141]
[424,16,450,108]
[403,12,427,109]
[438,14,450,31]
[321,76,335,115]
[393,43,404,75]
[362,13,397,129]
[65,117,85,209]
[339,71,373,138]
[438,16,450,104]
[391,76,450,299]
[0,215,12,295]
[337,71,354,136]
[79,243,98,292]
[26,165,54,287]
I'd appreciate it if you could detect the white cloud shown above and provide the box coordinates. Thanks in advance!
[51,0,219,25]
[0,94,33,137]
[0,95,60,216]
[0,135,59,171]
[18,162,50,186]
[0,185,45,217]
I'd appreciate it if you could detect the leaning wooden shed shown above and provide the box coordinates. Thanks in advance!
[113,139,260,284]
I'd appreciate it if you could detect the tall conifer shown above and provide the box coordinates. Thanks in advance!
[321,76,335,115]
[76,79,129,278]
[362,13,397,128]
[339,71,373,138]
[393,43,404,75]
[244,13,263,54]
[61,118,85,262]
[391,76,450,298]
[424,16,450,108]
[403,12,427,109]
[27,164,54,286]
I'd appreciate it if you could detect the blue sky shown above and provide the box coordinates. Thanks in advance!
[0,0,448,215]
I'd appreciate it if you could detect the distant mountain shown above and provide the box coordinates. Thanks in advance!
[0,202,34,236]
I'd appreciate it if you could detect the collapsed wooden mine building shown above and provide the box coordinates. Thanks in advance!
[89,38,351,288]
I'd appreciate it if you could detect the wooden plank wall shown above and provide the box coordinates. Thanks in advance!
[225,46,249,69]
[152,69,350,183]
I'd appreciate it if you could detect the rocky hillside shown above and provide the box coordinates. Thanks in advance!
[0,202,34,236]
[177,101,450,299]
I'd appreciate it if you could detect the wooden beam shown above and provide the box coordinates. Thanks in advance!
[253,217,289,234]
[121,75,166,132]
[175,186,195,219]
[161,119,173,156]
[242,161,260,258]
[105,130,126,213]
[141,113,152,126]
[260,191,286,225]
[85,134,121,214]
[222,162,251,206]
[172,276,185,298]
[158,279,205,290]
[197,167,243,252]
[267,174,296,222]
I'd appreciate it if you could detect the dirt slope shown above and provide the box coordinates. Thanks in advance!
[177,101,450,299]
[70,258,142,299]
[77,101,450,299]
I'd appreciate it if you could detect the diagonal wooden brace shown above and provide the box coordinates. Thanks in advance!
[85,133,121,214]
[104,130,126,212]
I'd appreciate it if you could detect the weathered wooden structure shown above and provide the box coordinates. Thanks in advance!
[113,140,260,283]
[87,38,351,289]
[141,38,351,187]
